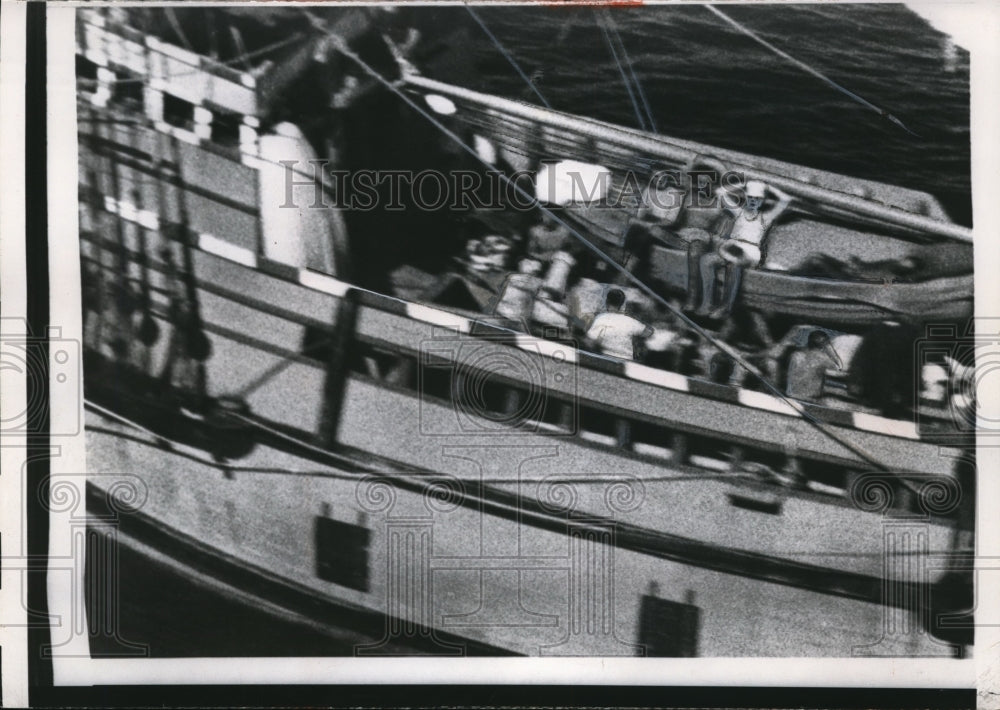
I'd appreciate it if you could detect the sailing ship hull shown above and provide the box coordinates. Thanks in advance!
[76,8,973,658]
[85,415,958,658]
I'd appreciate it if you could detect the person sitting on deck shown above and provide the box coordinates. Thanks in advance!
[627,184,688,244]
[617,183,688,284]
[585,288,653,361]
[690,180,793,319]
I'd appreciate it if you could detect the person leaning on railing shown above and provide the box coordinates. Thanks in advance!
[784,330,842,403]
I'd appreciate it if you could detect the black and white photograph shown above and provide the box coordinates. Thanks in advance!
[4,0,1000,700]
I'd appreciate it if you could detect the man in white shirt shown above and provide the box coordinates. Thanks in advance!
[585,288,654,361]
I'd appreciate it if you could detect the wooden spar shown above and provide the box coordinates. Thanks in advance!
[403,74,973,244]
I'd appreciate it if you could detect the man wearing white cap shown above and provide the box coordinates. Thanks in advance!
[693,179,792,319]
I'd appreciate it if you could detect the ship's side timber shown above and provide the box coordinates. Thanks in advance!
[79,221,962,478]
[84,475,518,657]
[333,376,960,574]
[347,302,954,476]
[84,413,959,658]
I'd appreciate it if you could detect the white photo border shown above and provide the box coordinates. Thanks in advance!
[23,0,1000,694]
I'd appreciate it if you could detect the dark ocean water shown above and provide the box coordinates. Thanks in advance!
[168,4,971,222]
[412,4,971,225]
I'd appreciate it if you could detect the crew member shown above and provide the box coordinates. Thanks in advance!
[785,330,842,403]
[629,179,721,309]
[585,288,653,361]
[692,180,792,319]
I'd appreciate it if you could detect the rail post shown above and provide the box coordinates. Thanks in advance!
[317,289,359,448]
[671,431,689,465]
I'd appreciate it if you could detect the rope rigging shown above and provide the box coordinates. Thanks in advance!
[466,7,552,110]
[595,9,657,134]
[703,5,919,137]
[601,9,658,134]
